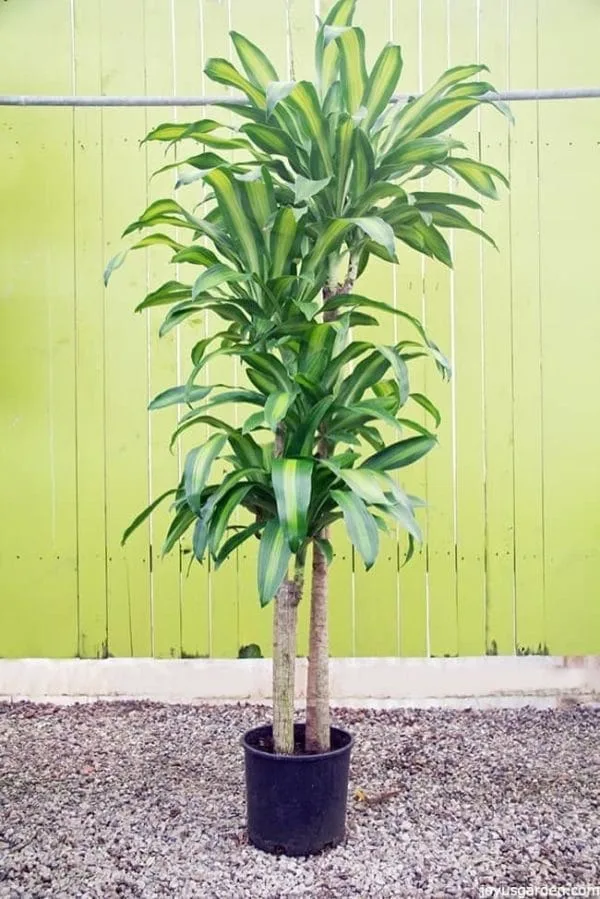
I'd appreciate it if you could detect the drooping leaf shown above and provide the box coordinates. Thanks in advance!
[204,57,266,108]
[351,217,397,260]
[272,458,314,552]
[148,384,212,411]
[162,504,196,555]
[362,435,437,471]
[215,520,263,567]
[443,157,509,199]
[121,488,177,546]
[208,483,255,557]
[331,489,378,569]
[264,390,297,430]
[257,518,292,606]
[191,263,250,300]
[241,123,304,173]
[183,434,228,514]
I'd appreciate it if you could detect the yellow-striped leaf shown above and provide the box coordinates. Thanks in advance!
[272,458,314,553]
[325,26,368,114]
[334,114,355,213]
[258,518,292,606]
[269,207,298,278]
[203,168,264,274]
[269,81,333,176]
[230,31,279,89]
[241,123,305,172]
[443,157,509,199]
[405,97,481,141]
[191,263,250,300]
[316,0,357,97]
[204,57,266,108]
[362,43,403,131]
[264,390,297,430]
[183,434,227,515]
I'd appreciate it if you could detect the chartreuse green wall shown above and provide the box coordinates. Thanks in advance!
[0,0,599,659]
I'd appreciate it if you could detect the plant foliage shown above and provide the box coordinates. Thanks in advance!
[107,0,508,606]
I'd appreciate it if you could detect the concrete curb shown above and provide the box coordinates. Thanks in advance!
[0,656,599,708]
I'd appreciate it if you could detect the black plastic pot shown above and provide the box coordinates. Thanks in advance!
[242,723,354,856]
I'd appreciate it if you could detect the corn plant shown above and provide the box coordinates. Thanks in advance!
[107,0,508,754]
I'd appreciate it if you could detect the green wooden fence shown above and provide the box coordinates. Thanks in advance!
[1,0,599,659]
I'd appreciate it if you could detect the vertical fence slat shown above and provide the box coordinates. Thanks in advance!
[175,0,212,660]
[393,0,430,658]
[508,1,546,655]
[479,0,516,656]
[101,0,152,657]
[420,0,459,657]
[0,0,78,657]
[73,0,109,658]
[449,0,487,656]
[537,0,600,654]
[142,0,183,658]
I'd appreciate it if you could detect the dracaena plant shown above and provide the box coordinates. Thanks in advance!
[107,0,508,754]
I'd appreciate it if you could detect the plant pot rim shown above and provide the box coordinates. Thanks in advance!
[242,723,354,762]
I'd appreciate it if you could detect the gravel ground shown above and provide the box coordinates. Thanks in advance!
[0,701,599,898]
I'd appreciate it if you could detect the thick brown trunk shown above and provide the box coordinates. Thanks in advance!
[305,536,330,752]
[272,579,299,754]
[305,257,358,753]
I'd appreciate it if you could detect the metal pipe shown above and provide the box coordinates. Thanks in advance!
[0,87,599,108]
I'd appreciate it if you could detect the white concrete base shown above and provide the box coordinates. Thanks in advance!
[0,656,599,708]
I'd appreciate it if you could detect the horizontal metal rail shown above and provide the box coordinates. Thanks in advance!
[0,87,599,107]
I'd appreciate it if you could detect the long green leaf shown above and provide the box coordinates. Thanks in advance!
[331,489,378,569]
[202,168,264,273]
[327,26,368,114]
[230,31,279,89]
[334,114,355,213]
[148,384,212,411]
[191,263,250,300]
[171,245,220,266]
[303,219,352,273]
[316,0,357,97]
[351,217,396,260]
[208,483,255,556]
[264,390,297,430]
[443,157,509,199]
[258,518,292,606]
[204,57,266,108]
[215,520,263,568]
[362,43,403,131]
[272,458,314,552]
[362,435,437,471]
[162,505,196,556]
[377,346,410,405]
[337,351,390,405]
[269,207,298,278]
[241,123,304,172]
[406,97,481,140]
[183,434,227,514]
[121,488,176,546]
[289,396,335,455]
[272,81,333,176]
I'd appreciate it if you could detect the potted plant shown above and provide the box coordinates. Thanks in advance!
[106,0,508,856]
